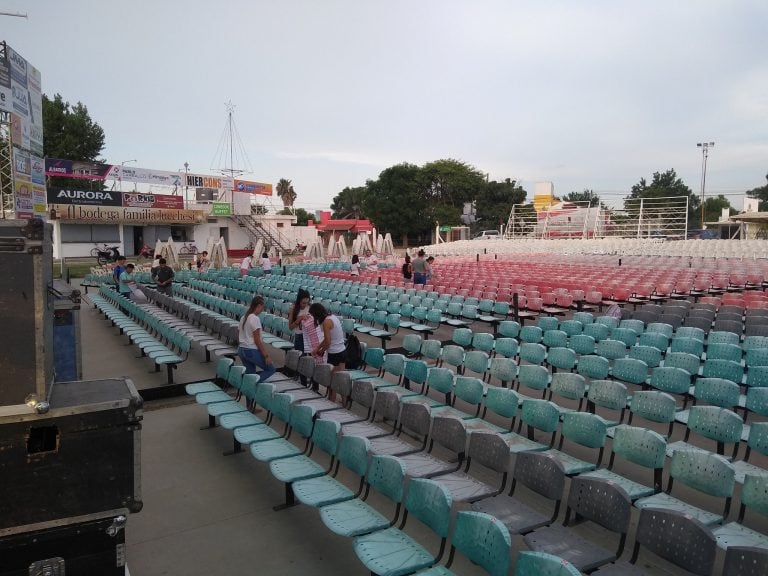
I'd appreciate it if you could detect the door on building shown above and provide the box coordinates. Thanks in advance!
[131,226,145,255]
[219,227,229,248]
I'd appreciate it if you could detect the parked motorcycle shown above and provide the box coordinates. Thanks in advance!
[91,244,121,265]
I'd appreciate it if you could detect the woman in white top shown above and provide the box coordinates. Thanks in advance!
[261,252,272,274]
[240,255,253,277]
[350,254,360,276]
[288,289,311,352]
[238,296,276,383]
[308,302,346,402]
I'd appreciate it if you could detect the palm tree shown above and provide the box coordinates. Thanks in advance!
[276,178,297,208]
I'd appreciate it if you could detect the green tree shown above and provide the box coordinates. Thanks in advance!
[746,173,768,211]
[627,169,700,225]
[276,178,297,208]
[419,159,486,226]
[563,189,601,207]
[330,186,369,219]
[703,195,736,223]
[363,163,429,247]
[43,93,106,190]
[278,207,313,225]
[475,178,527,230]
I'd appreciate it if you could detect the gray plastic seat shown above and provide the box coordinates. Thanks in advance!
[593,507,717,576]
[472,451,566,535]
[431,432,509,503]
[523,476,633,572]
[722,546,768,576]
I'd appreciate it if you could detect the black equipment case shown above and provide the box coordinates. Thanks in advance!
[0,378,143,532]
[0,218,54,405]
[0,510,128,576]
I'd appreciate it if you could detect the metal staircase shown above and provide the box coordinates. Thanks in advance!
[230,211,294,253]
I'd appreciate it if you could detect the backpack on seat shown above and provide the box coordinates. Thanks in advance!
[345,334,362,369]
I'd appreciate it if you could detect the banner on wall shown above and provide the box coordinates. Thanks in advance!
[47,189,184,209]
[44,158,272,195]
[49,204,206,225]
[211,202,232,216]
[234,179,272,196]
[3,42,45,219]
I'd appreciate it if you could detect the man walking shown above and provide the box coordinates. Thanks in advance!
[153,258,175,295]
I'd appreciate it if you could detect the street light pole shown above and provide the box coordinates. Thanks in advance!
[697,142,714,229]
[120,159,137,191]
[184,162,189,209]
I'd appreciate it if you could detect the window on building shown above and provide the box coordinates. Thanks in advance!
[60,224,120,243]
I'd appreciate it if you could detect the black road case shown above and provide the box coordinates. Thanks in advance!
[0,510,128,576]
[0,218,54,405]
[0,378,143,531]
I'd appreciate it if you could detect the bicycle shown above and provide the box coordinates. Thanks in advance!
[178,242,198,255]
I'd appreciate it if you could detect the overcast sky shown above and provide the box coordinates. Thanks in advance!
[3,0,766,211]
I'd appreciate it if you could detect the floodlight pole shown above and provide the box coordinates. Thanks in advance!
[697,142,714,229]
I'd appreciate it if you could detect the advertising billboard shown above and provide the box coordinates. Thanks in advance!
[2,42,45,218]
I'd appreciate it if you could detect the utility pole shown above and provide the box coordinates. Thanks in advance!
[697,141,714,229]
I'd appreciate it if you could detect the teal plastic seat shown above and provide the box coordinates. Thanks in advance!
[185,357,234,395]
[629,345,662,369]
[434,376,484,420]
[515,551,582,576]
[627,390,677,438]
[588,379,628,427]
[413,512,511,576]
[353,479,453,576]
[543,329,567,348]
[671,336,705,357]
[639,331,669,352]
[520,325,543,344]
[293,435,371,508]
[596,339,628,361]
[707,343,743,363]
[611,327,638,347]
[663,351,701,376]
[559,320,583,337]
[584,322,610,342]
[611,357,648,387]
[582,425,666,500]
[649,366,690,397]
[675,378,740,425]
[498,320,521,338]
[451,327,473,348]
[520,342,547,365]
[415,338,439,365]
[488,357,517,388]
[548,372,587,413]
[538,316,560,331]
[577,355,610,380]
[595,315,620,329]
[732,422,768,483]
[493,337,518,359]
[541,411,608,475]
[471,386,519,433]
[320,455,406,537]
[702,359,744,385]
[667,405,743,459]
[517,365,551,399]
[463,350,490,379]
[402,334,423,356]
[647,322,674,338]
[471,332,495,354]
[570,334,596,355]
[519,399,560,448]
[635,449,736,526]
[439,345,465,372]
[714,473,768,550]
[548,347,577,372]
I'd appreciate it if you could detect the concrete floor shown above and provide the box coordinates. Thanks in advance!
[77,280,767,575]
